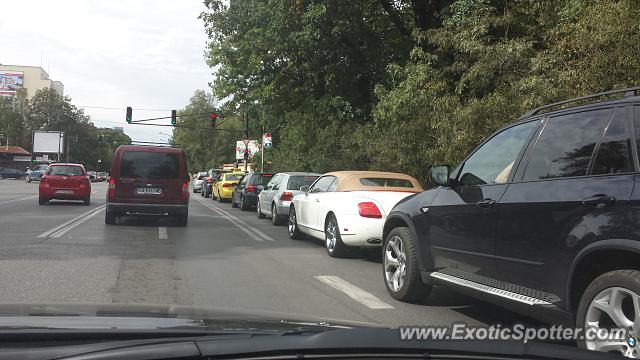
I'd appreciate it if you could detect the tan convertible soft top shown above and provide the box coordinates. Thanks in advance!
[323,171,423,192]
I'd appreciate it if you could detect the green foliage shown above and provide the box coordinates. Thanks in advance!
[0,88,131,170]
[172,90,243,173]
[201,0,640,183]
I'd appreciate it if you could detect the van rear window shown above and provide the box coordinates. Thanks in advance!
[120,151,179,179]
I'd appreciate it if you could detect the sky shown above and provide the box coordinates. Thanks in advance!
[0,0,213,143]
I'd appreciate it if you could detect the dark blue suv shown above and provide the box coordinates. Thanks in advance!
[382,88,640,354]
[231,172,273,211]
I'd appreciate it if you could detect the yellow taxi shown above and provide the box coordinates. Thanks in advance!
[212,172,245,202]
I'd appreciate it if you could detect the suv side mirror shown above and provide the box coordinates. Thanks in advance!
[300,185,310,195]
[430,165,450,187]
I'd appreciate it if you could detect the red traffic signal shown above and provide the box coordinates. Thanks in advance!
[210,113,218,127]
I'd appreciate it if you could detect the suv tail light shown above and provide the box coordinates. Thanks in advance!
[207,176,212,182]
[280,191,293,201]
[108,178,116,197]
[246,184,256,193]
[358,202,382,219]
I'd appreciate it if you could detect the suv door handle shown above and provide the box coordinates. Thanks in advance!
[476,198,496,208]
[582,194,616,207]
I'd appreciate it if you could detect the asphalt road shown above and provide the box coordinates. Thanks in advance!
[0,179,533,327]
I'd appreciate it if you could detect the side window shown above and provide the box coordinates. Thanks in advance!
[266,175,279,189]
[271,175,281,190]
[592,108,631,175]
[311,176,336,193]
[523,109,613,181]
[239,176,248,186]
[458,120,538,186]
[328,178,339,192]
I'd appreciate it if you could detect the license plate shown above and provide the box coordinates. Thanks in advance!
[55,190,73,195]
[136,187,162,195]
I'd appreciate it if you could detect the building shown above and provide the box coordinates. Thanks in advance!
[0,64,64,99]
[0,146,31,169]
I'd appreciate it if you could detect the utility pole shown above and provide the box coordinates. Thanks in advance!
[261,126,264,172]
[244,112,249,173]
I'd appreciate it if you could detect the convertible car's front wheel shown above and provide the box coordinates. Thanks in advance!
[383,227,431,302]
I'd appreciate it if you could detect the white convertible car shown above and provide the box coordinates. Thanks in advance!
[288,171,423,257]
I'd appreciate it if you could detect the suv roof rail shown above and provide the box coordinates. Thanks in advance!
[522,86,640,118]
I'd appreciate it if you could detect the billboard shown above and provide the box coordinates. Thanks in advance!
[236,140,259,160]
[33,131,64,154]
[0,71,24,96]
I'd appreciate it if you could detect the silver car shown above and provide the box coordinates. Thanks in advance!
[257,172,320,225]
[192,171,208,193]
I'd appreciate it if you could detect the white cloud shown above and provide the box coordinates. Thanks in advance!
[0,0,212,142]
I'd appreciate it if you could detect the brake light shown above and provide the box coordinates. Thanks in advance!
[222,182,234,188]
[358,202,382,218]
[246,184,255,193]
[280,191,293,201]
[207,176,212,182]
[108,178,116,197]
[181,180,189,200]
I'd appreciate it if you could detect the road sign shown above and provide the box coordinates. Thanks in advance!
[236,140,259,160]
[263,133,272,148]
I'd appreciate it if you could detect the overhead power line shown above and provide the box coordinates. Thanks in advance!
[77,105,174,112]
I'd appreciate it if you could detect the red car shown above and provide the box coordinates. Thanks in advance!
[39,163,91,206]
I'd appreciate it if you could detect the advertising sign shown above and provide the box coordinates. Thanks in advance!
[263,133,272,148]
[0,71,24,96]
[13,156,31,162]
[33,131,64,154]
[235,140,259,160]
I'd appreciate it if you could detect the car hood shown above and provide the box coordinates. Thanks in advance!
[0,303,381,332]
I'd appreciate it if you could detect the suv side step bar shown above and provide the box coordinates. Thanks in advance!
[430,271,552,306]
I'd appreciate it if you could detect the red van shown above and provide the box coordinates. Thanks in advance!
[106,145,190,226]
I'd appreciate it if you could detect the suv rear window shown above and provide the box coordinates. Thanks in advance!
[225,174,242,181]
[251,174,273,185]
[359,178,414,188]
[120,151,179,179]
[49,166,84,176]
[287,175,318,190]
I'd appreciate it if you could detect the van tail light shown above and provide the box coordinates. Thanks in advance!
[246,184,256,193]
[108,178,116,197]
[358,202,382,219]
[222,182,234,188]
[280,191,293,201]
[182,180,189,198]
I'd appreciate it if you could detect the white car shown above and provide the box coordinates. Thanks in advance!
[288,171,423,257]
[192,171,208,193]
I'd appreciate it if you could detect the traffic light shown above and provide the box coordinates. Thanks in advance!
[243,148,249,160]
[171,110,177,126]
[126,106,132,123]
[210,112,218,127]
[98,134,103,143]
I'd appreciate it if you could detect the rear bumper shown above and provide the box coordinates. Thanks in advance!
[41,188,90,200]
[243,193,258,206]
[218,188,234,199]
[107,202,188,215]
[335,214,385,247]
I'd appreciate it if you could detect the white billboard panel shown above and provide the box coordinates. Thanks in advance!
[33,131,64,153]
[235,140,259,160]
[0,71,24,97]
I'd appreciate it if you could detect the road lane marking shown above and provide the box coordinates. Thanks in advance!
[159,227,168,240]
[315,275,394,310]
[37,205,105,238]
[50,205,106,238]
[0,195,38,205]
[197,198,276,241]
[193,197,273,242]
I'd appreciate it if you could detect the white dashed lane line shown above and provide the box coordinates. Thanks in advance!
[159,227,168,240]
[316,275,394,310]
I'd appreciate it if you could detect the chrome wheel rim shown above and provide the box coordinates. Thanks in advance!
[585,286,640,357]
[288,210,296,235]
[384,235,407,292]
[325,219,337,252]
